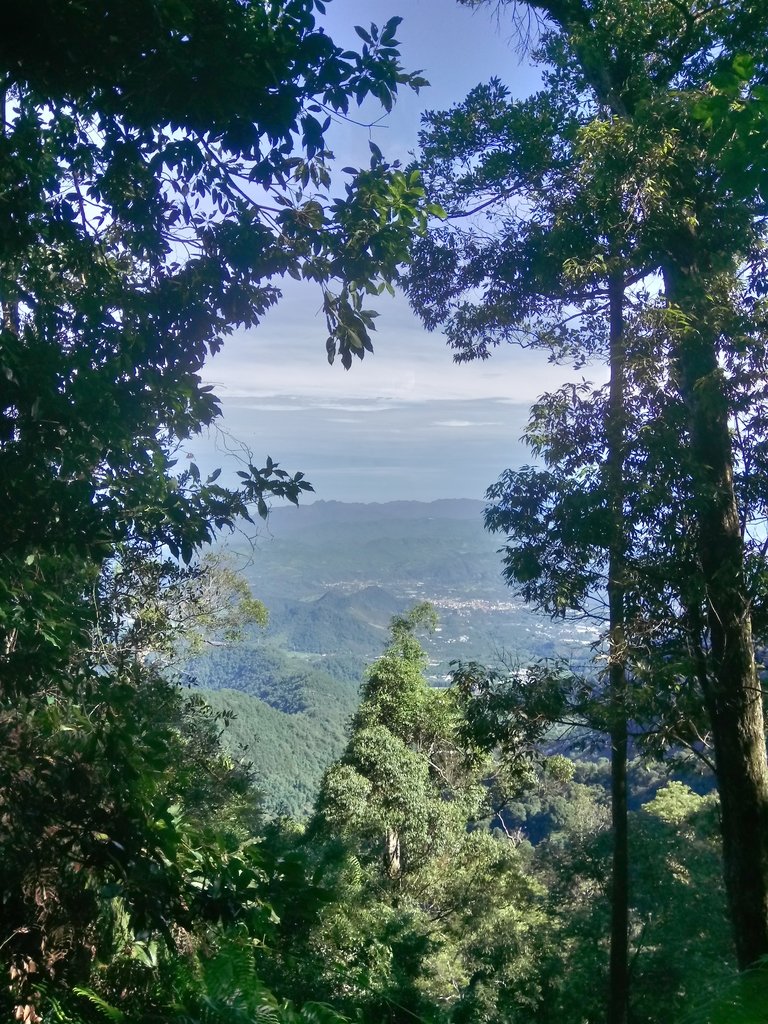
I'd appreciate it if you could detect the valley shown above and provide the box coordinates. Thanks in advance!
[187,499,600,815]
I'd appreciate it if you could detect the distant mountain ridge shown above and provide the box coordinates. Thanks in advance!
[196,497,598,816]
[266,498,487,534]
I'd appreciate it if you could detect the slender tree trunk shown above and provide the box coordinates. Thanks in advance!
[385,827,402,880]
[0,78,19,664]
[664,251,768,969]
[606,270,629,1024]
[608,679,629,1024]
[0,79,19,339]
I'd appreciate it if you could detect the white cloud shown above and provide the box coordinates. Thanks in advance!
[434,419,503,428]
[316,402,403,413]
[202,284,588,406]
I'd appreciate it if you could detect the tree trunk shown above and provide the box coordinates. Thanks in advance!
[606,270,629,1024]
[385,827,401,880]
[665,251,768,969]
[608,691,629,1024]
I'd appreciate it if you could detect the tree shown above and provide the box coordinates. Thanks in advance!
[411,36,653,1023]
[0,6,435,1016]
[0,0,433,688]
[410,0,768,971]
[93,546,269,667]
[266,607,544,1024]
[513,767,733,1024]
[0,658,268,1015]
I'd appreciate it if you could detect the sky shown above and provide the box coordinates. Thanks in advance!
[196,0,588,504]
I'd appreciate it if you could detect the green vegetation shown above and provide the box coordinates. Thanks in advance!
[3,1,768,1022]
[181,504,601,816]
[195,641,360,817]
[0,1,430,1018]
[410,0,768,1009]
[251,616,735,1024]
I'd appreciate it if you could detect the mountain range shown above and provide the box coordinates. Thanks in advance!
[187,499,599,815]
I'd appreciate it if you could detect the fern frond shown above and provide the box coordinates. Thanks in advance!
[71,988,126,1022]
[297,1002,351,1024]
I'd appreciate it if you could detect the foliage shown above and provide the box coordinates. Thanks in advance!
[0,660,268,1015]
[43,930,351,1024]
[0,0,433,686]
[256,610,547,1023]
[2,3,763,1021]
[0,7,436,1019]
[411,0,768,973]
[94,546,269,666]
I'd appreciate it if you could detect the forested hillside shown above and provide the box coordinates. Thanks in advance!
[185,500,599,815]
[3,2,768,1023]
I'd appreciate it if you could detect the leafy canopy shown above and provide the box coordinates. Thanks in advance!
[0,0,432,675]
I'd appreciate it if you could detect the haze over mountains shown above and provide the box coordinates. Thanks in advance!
[189,499,599,815]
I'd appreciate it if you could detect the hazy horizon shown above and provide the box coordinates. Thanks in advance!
[186,394,537,505]
[196,2,603,509]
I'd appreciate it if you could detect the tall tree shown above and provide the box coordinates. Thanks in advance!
[509,0,768,973]
[411,47,641,1022]
[0,4,434,1016]
[281,606,544,1023]
[0,0,432,688]
[411,0,768,970]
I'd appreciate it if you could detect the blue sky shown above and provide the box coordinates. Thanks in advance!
[197,1,588,504]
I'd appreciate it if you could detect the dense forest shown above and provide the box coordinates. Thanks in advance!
[2,2,768,1023]
[187,500,600,816]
